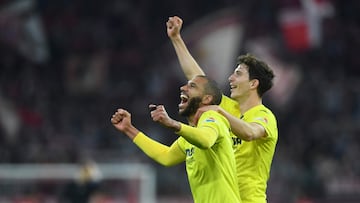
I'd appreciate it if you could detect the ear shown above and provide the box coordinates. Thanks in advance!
[202,95,213,105]
[250,79,259,90]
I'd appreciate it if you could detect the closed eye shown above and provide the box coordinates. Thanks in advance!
[189,82,197,88]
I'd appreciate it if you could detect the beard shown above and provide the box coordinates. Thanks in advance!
[179,97,202,117]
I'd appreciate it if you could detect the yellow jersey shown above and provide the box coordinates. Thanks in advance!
[177,110,241,203]
[220,96,278,203]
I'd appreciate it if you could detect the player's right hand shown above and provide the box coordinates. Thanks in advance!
[111,108,132,132]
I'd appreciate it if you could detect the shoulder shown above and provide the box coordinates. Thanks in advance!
[247,105,278,139]
[219,95,241,116]
[198,110,230,128]
[220,95,238,107]
[256,105,277,123]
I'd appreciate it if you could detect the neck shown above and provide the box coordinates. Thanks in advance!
[237,93,262,114]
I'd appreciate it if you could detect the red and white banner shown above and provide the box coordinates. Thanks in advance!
[278,0,334,52]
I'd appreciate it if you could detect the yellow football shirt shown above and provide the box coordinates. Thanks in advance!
[220,96,278,203]
[177,110,241,203]
[219,95,242,148]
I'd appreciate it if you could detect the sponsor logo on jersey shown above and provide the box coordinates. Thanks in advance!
[232,137,242,145]
[255,117,268,124]
[185,147,195,157]
[205,117,215,122]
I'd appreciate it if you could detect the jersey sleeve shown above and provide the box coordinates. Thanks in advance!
[247,108,277,139]
[176,110,228,149]
[133,132,186,166]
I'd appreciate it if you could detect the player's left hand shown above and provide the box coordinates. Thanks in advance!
[149,104,180,131]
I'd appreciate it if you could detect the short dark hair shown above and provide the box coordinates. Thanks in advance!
[237,53,275,97]
[196,75,222,105]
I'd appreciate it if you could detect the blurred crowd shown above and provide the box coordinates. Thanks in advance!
[0,0,359,202]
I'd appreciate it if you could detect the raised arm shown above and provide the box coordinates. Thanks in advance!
[167,16,205,80]
[133,132,185,166]
[111,109,185,166]
[176,123,218,149]
[149,105,218,149]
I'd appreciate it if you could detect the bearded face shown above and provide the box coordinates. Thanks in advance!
[179,96,202,117]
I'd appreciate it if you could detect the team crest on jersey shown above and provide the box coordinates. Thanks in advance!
[205,117,215,122]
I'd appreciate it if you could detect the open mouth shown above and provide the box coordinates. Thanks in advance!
[180,94,188,104]
[179,93,189,108]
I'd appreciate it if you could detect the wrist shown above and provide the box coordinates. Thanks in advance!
[124,126,140,140]
[170,35,182,42]
[170,120,181,132]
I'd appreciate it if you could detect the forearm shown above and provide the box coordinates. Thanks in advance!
[133,132,184,166]
[122,125,141,141]
[170,36,205,79]
[176,123,217,149]
[219,109,264,141]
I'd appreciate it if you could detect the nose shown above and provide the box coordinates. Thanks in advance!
[228,74,233,82]
[180,85,186,91]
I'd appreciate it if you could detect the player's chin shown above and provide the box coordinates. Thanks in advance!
[178,105,186,114]
[178,103,187,110]
[230,92,238,99]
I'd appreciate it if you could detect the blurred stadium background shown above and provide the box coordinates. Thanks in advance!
[0,0,359,202]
